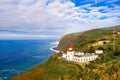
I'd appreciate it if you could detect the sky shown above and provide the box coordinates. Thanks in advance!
[0,0,120,39]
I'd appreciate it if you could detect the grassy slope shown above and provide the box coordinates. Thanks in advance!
[55,29,109,51]
[12,53,120,80]
[56,29,120,52]
[12,28,120,80]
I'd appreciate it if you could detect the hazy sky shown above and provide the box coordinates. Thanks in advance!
[0,0,120,39]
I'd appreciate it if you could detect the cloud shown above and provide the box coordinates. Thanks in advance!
[0,32,55,39]
[0,0,120,39]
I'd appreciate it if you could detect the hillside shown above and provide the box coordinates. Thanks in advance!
[55,26,120,53]
[12,53,120,80]
[12,26,120,80]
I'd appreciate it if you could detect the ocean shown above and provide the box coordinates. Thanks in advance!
[0,40,57,80]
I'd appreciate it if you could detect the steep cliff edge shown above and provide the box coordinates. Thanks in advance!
[53,32,82,51]
[55,25,120,53]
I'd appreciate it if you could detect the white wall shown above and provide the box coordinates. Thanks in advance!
[73,55,98,62]
[66,51,74,60]
[74,52,84,56]
[95,50,103,54]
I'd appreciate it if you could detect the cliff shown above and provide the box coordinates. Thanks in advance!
[12,25,120,80]
[55,25,120,53]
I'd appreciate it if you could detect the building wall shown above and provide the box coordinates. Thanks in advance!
[118,32,120,34]
[62,51,99,62]
[95,50,103,54]
[74,52,84,56]
[66,51,74,60]
[73,55,98,62]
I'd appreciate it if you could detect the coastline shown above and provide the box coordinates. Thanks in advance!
[50,47,60,53]
[50,41,60,53]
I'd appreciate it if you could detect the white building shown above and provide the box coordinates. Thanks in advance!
[118,32,120,34]
[73,55,98,62]
[95,50,103,54]
[74,52,84,56]
[66,46,74,60]
[62,46,103,62]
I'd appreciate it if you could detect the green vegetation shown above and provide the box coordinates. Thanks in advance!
[12,54,83,80]
[12,26,120,80]
[12,53,120,80]
[56,28,120,53]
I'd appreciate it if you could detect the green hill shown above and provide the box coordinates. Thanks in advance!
[55,28,120,53]
[12,26,120,80]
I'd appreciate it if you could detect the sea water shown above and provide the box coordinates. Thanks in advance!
[0,40,58,80]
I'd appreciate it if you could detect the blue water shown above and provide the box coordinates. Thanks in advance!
[0,40,57,80]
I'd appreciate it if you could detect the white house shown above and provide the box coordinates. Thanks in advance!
[118,32,120,34]
[62,46,102,63]
[95,50,103,54]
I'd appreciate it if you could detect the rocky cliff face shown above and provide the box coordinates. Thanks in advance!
[54,32,82,51]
